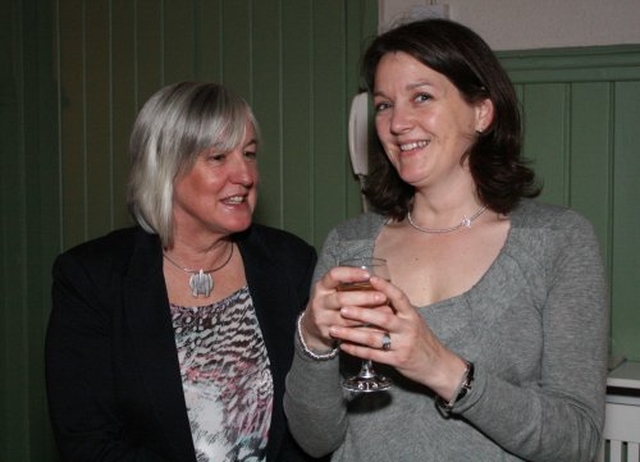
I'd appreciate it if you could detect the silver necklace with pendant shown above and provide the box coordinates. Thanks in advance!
[407,204,488,234]
[163,244,234,298]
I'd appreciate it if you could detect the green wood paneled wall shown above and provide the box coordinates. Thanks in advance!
[55,0,376,250]
[2,0,61,460]
[499,45,640,363]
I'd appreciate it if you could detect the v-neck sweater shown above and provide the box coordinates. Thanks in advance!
[285,199,608,462]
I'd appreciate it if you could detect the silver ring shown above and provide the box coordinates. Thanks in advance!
[381,332,391,351]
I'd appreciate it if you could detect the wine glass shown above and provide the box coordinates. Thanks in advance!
[337,257,392,393]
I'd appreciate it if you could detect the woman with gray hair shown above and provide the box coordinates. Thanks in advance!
[45,82,321,462]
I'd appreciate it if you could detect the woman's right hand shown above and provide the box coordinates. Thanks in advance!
[298,266,388,352]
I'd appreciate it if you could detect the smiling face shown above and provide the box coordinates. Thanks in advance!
[373,52,493,193]
[171,120,259,242]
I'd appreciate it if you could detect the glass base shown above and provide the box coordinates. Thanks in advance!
[342,373,392,393]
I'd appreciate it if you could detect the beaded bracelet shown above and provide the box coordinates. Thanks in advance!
[435,360,475,415]
[296,311,339,361]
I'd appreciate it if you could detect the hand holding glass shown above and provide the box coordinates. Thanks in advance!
[337,257,392,392]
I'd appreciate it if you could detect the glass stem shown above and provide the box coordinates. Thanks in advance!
[358,360,376,379]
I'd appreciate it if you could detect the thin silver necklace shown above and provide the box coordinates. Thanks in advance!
[163,244,234,298]
[407,204,488,234]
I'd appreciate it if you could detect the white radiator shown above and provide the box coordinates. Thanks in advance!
[596,361,640,462]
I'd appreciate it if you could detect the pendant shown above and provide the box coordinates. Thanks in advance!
[189,270,214,298]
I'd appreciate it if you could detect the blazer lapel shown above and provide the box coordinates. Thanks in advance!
[124,230,196,461]
[237,230,294,386]
[237,229,299,461]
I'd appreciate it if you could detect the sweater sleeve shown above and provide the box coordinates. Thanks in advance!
[284,340,347,457]
[457,209,609,462]
[283,227,349,458]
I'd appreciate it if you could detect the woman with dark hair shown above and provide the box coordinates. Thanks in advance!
[361,18,533,219]
[46,82,322,462]
[285,19,608,462]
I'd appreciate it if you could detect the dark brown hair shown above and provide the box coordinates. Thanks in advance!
[362,19,540,220]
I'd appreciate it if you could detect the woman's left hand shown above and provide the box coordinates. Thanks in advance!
[329,276,467,399]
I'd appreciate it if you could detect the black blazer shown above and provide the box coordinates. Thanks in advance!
[45,224,322,462]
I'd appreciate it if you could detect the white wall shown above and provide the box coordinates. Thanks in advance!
[380,0,640,50]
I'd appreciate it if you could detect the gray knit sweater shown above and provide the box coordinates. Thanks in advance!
[284,200,608,462]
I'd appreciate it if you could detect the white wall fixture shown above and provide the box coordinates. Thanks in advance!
[348,92,370,211]
[596,361,640,462]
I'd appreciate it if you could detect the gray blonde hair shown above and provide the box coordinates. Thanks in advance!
[127,81,259,247]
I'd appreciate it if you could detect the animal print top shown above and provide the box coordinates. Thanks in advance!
[171,286,274,462]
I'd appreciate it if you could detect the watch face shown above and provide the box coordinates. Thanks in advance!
[435,361,475,415]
